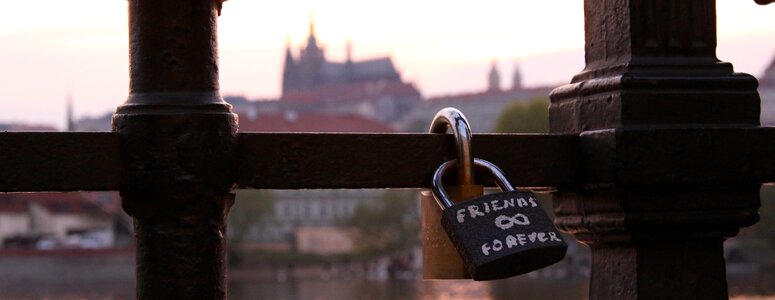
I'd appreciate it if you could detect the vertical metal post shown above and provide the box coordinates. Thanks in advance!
[550,0,760,299]
[113,0,236,299]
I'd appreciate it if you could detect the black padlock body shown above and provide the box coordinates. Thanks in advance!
[441,190,567,281]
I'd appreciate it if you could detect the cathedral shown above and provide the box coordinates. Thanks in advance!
[281,21,415,100]
[277,21,421,124]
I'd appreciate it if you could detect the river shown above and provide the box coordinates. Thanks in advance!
[2,271,774,299]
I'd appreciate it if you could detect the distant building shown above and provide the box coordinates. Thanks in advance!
[511,62,523,91]
[400,62,555,132]
[248,189,384,254]
[277,21,422,125]
[295,226,357,255]
[234,56,553,133]
[0,192,126,249]
[73,113,113,132]
[487,60,502,92]
[239,111,394,132]
[282,22,402,96]
[0,200,29,247]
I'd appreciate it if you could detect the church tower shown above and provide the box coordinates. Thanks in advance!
[511,62,523,90]
[281,37,299,97]
[487,60,501,92]
[299,19,325,90]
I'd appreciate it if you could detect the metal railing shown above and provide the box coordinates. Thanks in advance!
[1,0,772,299]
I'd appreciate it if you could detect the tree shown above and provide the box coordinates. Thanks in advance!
[227,189,275,265]
[345,190,419,258]
[494,97,550,133]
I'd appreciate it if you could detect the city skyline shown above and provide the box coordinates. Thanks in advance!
[2,1,775,129]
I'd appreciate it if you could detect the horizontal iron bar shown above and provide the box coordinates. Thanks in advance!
[6,128,775,192]
[0,132,578,191]
[236,133,580,189]
[0,132,123,192]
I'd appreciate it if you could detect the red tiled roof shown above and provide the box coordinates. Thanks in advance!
[239,113,394,133]
[0,196,27,213]
[282,80,421,103]
[0,193,108,215]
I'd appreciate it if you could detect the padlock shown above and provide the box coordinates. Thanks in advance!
[422,107,480,279]
[432,158,568,281]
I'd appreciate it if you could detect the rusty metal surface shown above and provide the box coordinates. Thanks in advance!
[128,0,219,93]
[0,132,122,192]
[117,0,236,299]
[236,133,579,189]
[578,127,775,187]
[129,192,234,300]
[549,1,761,299]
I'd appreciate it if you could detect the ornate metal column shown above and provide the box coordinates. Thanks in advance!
[112,0,237,298]
[550,0,760,299]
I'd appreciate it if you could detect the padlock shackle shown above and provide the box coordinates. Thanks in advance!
[429,108,474,187]
[432,158,515,209]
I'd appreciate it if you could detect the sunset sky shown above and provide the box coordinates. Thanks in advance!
[1,1,775,129]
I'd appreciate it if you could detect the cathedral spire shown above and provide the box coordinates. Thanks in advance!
[282,36,299,97]
[284,35,294,64]
[487,59,501,92]
[307,13,318,49]
[309,18,315,37]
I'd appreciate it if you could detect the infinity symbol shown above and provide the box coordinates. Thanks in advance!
[494,213,530,230]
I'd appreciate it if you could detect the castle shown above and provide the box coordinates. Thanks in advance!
[280,21,420,101]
